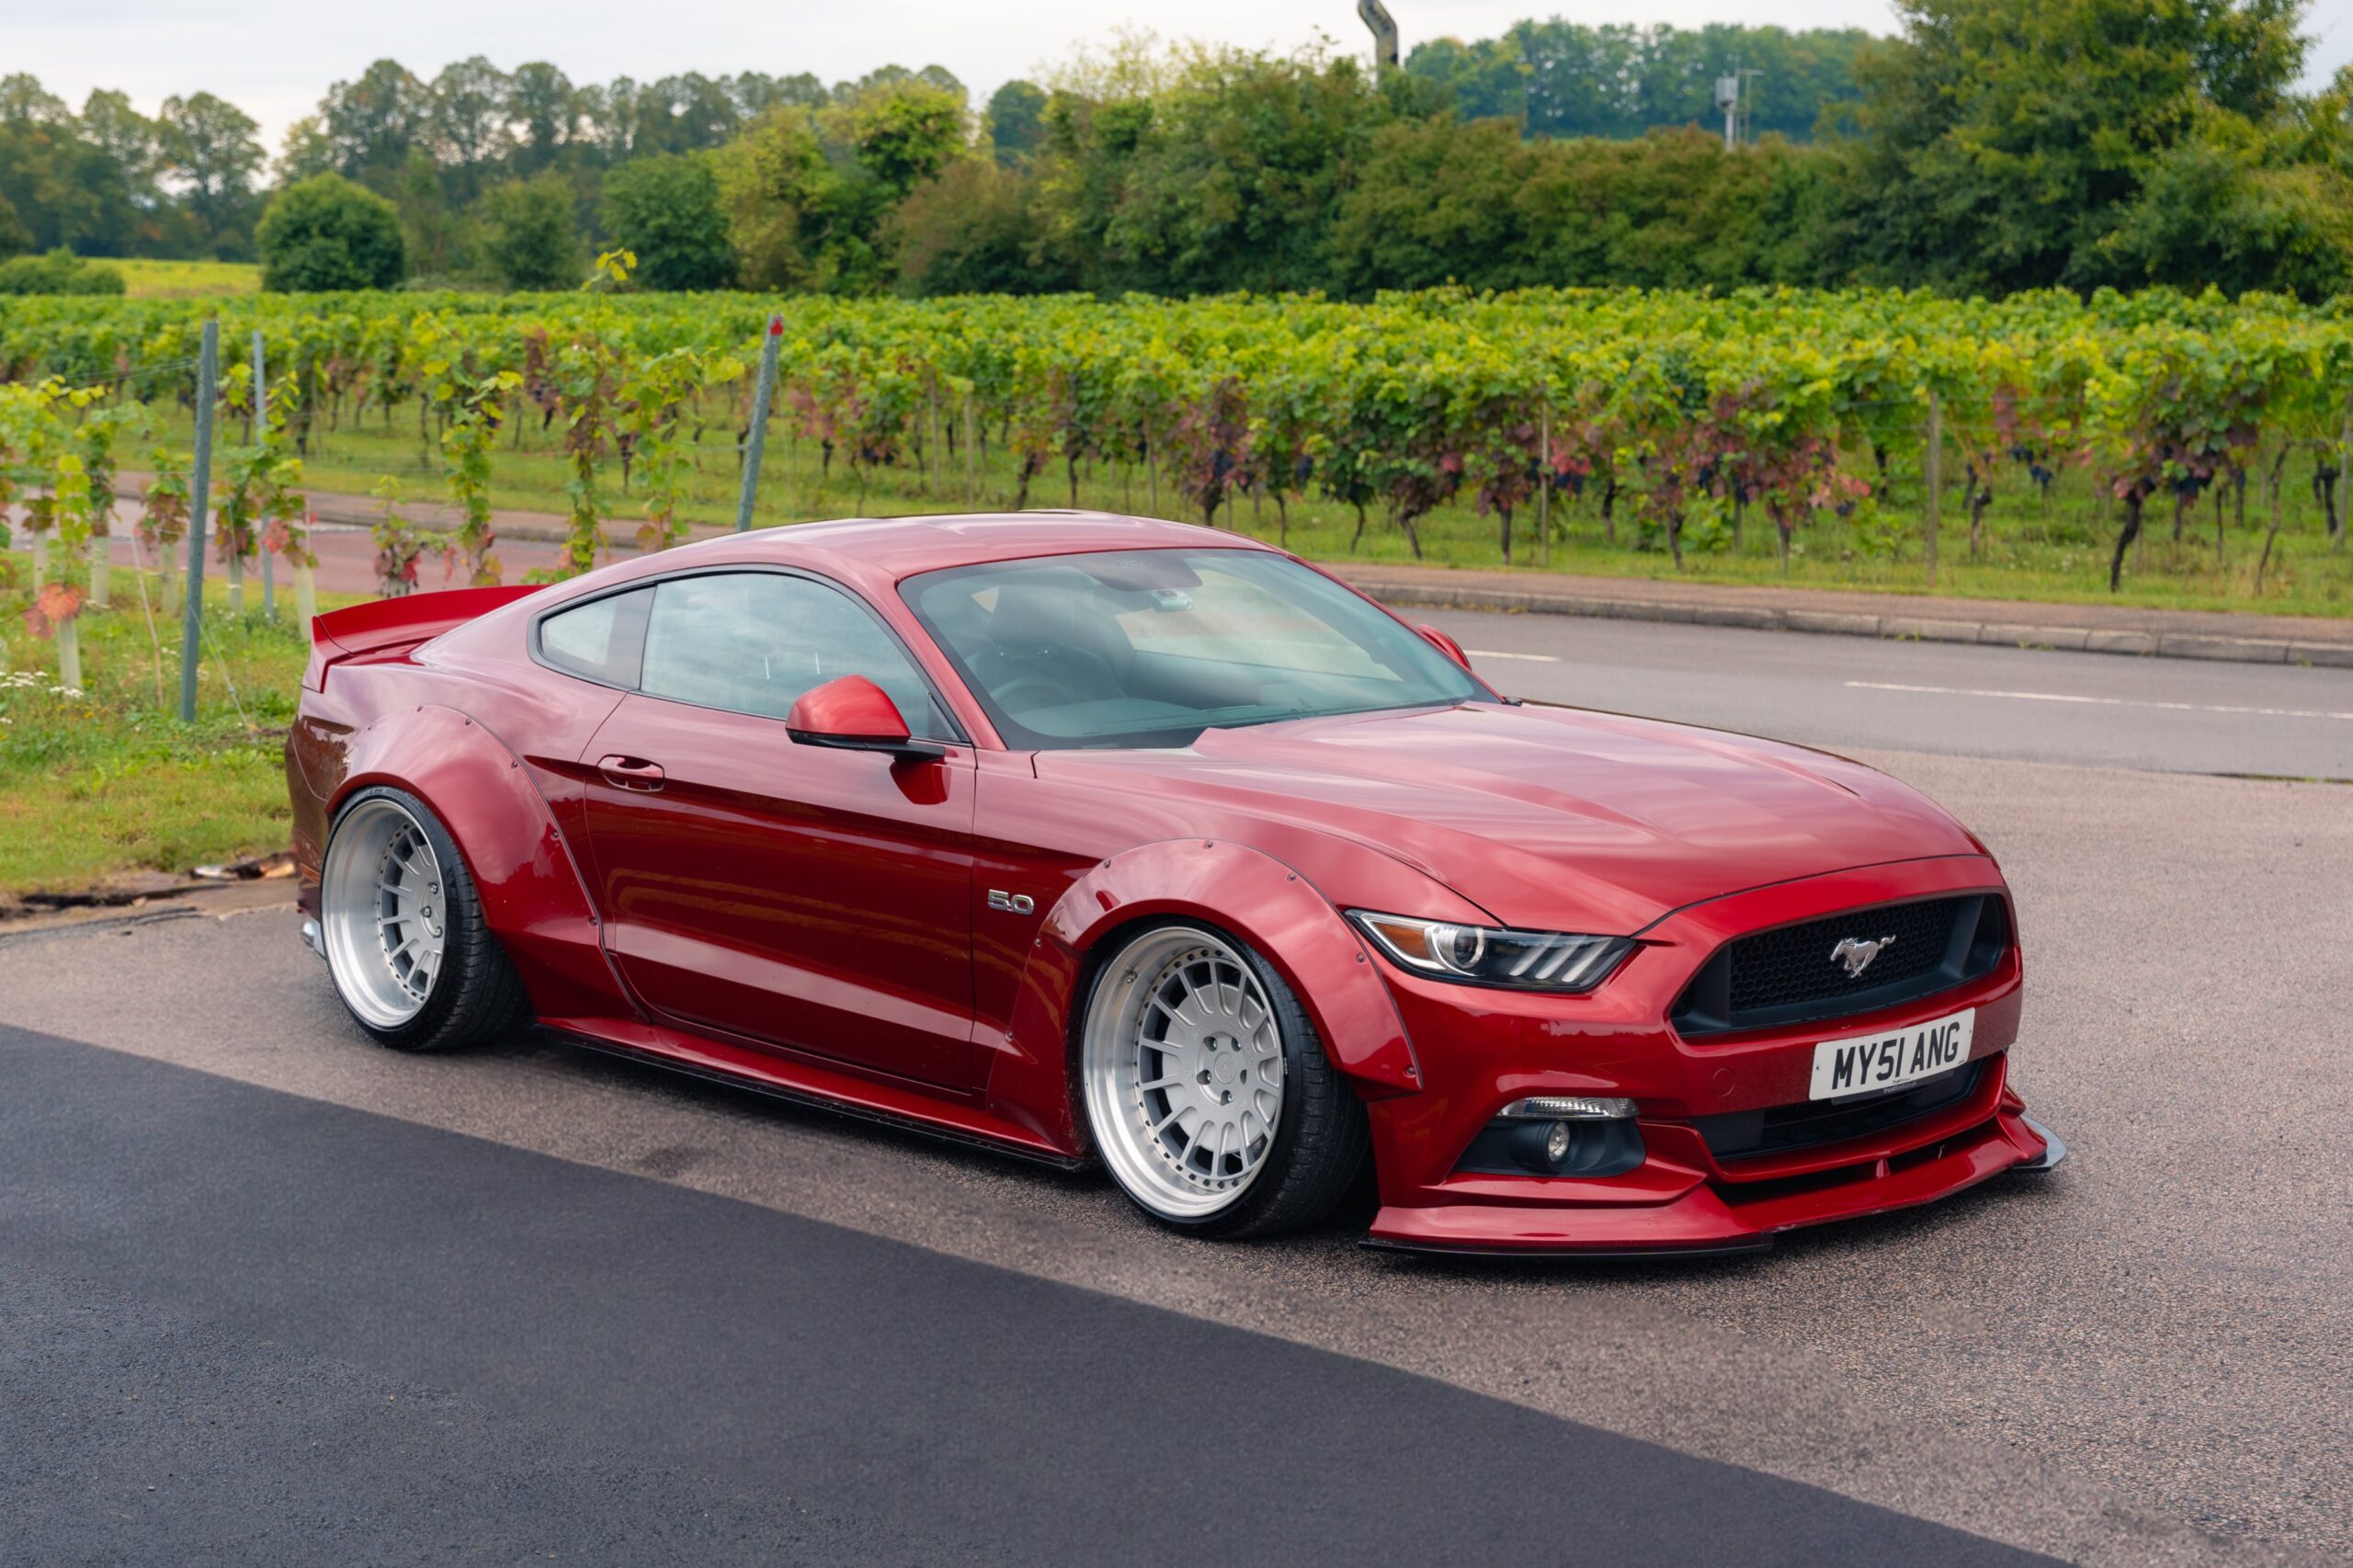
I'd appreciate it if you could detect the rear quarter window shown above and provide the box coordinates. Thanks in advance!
[537,589,650,687]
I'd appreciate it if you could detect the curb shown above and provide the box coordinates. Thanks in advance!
[1347,581,2353,670]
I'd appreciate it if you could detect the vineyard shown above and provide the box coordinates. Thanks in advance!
[4,283,2352,898]
[6,285,2353,634]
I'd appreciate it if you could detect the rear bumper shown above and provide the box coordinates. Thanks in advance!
[1356,856,2054,1256]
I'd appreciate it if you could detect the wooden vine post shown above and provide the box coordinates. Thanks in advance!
[1924,389,1943,590]
[1538,403,1552,568]
[961,392,977,506]
[255,330,274,620]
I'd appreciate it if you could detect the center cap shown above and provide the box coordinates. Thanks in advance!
[1210,1048,1239,1085]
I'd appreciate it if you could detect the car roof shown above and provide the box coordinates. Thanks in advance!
[635,511,1279,585]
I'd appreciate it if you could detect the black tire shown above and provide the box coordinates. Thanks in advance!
[1080,919,1370,1241]
[322,785,533,1053]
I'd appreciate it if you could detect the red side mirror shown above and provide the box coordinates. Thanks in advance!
[1415,624,1472,671]
[785,676,943,761]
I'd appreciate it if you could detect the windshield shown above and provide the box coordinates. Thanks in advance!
[902,548,1491,749]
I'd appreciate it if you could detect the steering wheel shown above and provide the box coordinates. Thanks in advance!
[986,644,1120,712]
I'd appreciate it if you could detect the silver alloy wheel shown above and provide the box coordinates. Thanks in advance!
[321,797,449,1029]
[1083,926,1286,1221]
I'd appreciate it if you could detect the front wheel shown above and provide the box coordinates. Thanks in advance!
[319,786,532,1052]
[1080,922,1368,1239]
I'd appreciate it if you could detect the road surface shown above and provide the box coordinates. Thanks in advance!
[4,609,2349,1565]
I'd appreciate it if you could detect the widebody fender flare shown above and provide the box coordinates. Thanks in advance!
[985,838,1422,1153]
[324,703,621,1021]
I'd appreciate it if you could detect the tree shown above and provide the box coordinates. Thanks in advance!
[256,172,406,290]
[430,56,514,202]
[481,174,581,288]
[987,80,1048,164]
[889,158,1072,293]
[275,116,336,183]
[1058,46,1423,295]
[715,113,831,290]
[842,77,967,199]
[506,62,581,174]
[602,153,734,289]
[319,59,432,191]
[0,78,142,255]
[159,92,264,256]
[1839,0,2313,292]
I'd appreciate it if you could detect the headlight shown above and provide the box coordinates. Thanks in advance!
[1347,911,1633,993]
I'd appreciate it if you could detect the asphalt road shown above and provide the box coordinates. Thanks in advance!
[1419,608,2353,779]
[5,617,2350,1566]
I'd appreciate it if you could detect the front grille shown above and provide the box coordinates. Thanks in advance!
[1694,1060,1984,1161]
[1729,896,1962,1015]
[1673,893,2009,1038]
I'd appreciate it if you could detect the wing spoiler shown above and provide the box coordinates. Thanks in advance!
[305,585,543,691]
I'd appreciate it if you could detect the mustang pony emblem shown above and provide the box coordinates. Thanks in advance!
[1830,935,1898,978]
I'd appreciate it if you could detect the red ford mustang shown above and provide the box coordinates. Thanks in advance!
[289,512,2063,1254]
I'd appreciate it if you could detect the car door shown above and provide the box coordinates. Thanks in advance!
[574,568,978,1089]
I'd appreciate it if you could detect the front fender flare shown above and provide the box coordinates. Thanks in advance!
[985,839,1422,1153]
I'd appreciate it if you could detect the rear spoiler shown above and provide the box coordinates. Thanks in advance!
[305,585,543,691]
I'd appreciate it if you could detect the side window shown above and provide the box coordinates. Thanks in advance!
[639,573,942,735]
[539,588,650,686]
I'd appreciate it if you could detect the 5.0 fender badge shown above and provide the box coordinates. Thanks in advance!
[987,890,1036,915]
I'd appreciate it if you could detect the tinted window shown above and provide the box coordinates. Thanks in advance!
[903,549,1488,749]
[539,589,648,685]
[639,572,941,734]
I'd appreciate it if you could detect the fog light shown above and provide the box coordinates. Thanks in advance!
[1456,1094,1645,1178]
[1501,1095,1637,1121]
[1543,1120,1574,1165]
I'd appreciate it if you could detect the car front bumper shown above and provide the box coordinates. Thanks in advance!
[1357,855,2055,1256]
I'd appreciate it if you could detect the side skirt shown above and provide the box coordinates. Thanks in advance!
[538,1015,1090,1173]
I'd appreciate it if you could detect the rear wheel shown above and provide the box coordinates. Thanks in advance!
[1080,922,1368,1238]
[320,787,531,1052]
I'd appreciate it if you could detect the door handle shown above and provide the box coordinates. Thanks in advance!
[597,755,666,792]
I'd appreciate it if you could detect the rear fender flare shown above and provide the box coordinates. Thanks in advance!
[986,839,1421,1153]
[328,704,620,1021]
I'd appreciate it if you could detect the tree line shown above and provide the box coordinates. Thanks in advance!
[6,1,2352,302]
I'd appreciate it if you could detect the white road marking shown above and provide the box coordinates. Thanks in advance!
[1844,681,2353,722]
[1464,649,1562,663]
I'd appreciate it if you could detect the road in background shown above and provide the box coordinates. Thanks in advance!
[1418,607,2353,779]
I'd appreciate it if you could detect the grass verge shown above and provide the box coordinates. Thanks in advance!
[0,562,324,902]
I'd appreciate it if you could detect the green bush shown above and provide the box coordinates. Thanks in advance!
[0,248,128,296]
[602,154,735,290]
[256,174,406,291]
[479,174,582,290]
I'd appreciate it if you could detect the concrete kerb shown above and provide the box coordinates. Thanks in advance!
[1350,580,2322,667]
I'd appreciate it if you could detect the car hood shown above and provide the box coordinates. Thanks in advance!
[1036,702,1983,934]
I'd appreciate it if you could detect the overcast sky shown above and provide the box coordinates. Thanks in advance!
[16,0,2353,151]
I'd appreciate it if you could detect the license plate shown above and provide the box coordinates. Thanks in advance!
[1809,1008,1975,1100]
